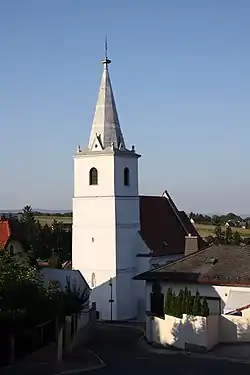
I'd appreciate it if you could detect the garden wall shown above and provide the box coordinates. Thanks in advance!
[220,314,250,342]
[147,314,219,352]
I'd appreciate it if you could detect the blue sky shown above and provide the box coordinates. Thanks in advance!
[1,0,249,214]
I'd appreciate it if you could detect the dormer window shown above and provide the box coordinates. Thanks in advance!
[89,168,98,185]
[124,167,130,186]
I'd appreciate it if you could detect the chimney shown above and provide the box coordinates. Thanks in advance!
[185,233,199,256]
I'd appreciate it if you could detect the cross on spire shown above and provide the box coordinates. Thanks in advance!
[102,36,111,66]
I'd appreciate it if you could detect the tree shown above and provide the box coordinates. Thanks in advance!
[200,297,209,317]
[225,226,233,244]
[20,206,37,251]
[164,287,173,315]
[214,225,224,244]
[20,205,36,225]
[193,291,202,316]
[232,231,242,246]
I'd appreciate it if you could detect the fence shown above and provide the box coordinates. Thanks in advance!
[0,319,56,367]
[0,303,96,368]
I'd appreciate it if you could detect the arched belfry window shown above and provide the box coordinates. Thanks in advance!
[89,167,98,185]
[124,167,130,186]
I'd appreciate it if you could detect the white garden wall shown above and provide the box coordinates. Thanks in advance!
[220,314,250,342]
[147,314,219,351]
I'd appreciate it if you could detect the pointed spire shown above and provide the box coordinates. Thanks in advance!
[88,39,126,151]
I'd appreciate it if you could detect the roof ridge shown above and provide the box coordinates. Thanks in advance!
[162,190,189,235]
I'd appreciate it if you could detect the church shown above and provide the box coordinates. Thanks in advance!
[72,46,206,321]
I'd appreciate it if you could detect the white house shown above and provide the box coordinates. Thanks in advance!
[72,47,206,321]
[135,243,250,348]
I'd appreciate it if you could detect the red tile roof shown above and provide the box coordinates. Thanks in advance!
[139,194,206,257]
[0,218,26,251]
[0,220,11,249]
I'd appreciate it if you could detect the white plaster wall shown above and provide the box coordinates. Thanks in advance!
[74,153,115,197]
[72,151,141,321]
[135,233,151,321]
[148,314,218,350]
[146,282,250,315]
[114,155,139,196]
[41,268,89,293]
[6,240,25,256]
[150,314,207,349]
[206,314,219,348]
[220,314,250,342]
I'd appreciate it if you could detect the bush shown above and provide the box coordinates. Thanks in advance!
[164,287,209,318]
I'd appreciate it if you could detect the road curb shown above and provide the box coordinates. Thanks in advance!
[50,349,106,375]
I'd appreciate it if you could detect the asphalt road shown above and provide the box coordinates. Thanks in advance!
[87,324,250,375]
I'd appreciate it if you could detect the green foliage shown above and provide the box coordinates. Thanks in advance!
[214,225,224,244]
[0,256,89,330]
[233,231,242,245]
[225,226,233,244]
[164,287,209,318]
[193,291,202,315]
[200,297,209,317]
[213,224,243,245]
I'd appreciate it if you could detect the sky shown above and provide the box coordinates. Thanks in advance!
[0,0,250,214]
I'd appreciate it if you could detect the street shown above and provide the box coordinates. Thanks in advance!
[87,324,250,375]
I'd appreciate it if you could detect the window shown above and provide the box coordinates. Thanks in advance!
[89,167,98,185]
[124,167,130,186]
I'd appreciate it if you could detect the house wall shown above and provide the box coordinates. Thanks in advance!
[40,268,89,294]
[148,314,218,351]
[6,240,25,257]
[146,281,250,315]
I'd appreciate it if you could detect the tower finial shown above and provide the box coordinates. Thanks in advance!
[102,36,111,66]
[105,36,108,59]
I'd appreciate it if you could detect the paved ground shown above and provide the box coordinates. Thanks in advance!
[209,343,250,360]
[2,323,250,375]
[87,323,250,375]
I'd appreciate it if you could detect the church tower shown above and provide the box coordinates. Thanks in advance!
[72,43,141,320]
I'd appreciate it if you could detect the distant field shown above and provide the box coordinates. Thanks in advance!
[35,215,72,225]
[35,216,250,238]
[195,223,250,238]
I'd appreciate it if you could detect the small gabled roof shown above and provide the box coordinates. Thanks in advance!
[0,220,11,249]
[0,219,27,250]
[134,244,250,286]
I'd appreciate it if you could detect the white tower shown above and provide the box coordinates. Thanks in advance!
[72,43,141,320]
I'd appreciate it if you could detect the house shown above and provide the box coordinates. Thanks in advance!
[71,44,206,321]
[0,218,26,257]
[41,267,90,297]
[134,244,250,348]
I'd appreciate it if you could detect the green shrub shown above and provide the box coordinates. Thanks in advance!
[164,287,209,318]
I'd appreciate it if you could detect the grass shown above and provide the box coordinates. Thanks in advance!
[35,215,72,225]
[35,216,250,238]
[195,223,250,238]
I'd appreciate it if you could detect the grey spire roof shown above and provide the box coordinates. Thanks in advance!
[88,55,126,151]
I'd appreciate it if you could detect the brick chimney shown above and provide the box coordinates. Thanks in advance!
[185,234,199,256]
